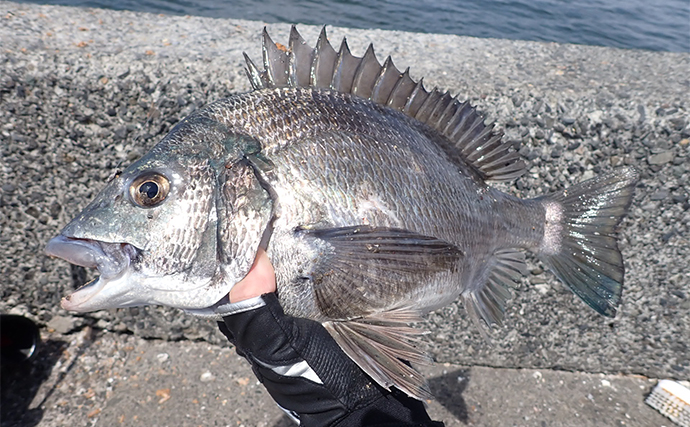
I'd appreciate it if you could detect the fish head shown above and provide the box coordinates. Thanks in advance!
[46,114,273,313]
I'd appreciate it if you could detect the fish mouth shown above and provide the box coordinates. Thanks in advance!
[45,235,139,311]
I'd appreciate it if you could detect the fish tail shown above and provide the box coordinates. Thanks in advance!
[536,167,639,317]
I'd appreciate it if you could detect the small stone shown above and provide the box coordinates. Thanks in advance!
[567,164,581,174]
[650,190,669,201]
[661,230,676,243]
[200,371,215,382]
[156,353,169,363]
[50,201,62,218]
[673,166,687,179]
[113,126,128,139]
[648,151,675,165]
[671,289,686,299]
[10,132,26,142]
[672,194,688,204]
[25,206,40,218]
[561,116,576,125]
[530,276,547,285]
[534,284,550,294]
[47,315,78,334]
[581,170,595,181]
[670,118,686,131]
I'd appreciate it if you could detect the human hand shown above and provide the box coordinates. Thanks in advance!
[228,248,276,303]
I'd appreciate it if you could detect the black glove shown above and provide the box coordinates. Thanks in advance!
[218,293,444,427]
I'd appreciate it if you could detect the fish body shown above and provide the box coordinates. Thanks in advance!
[46,27,639,399]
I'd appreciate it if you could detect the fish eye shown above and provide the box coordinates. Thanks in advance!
[129,172,170,208]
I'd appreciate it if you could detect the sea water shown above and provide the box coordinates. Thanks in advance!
[18,0,690,52]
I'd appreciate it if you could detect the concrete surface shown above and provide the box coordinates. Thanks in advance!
[1,328,672,426]
[1,1,688,426]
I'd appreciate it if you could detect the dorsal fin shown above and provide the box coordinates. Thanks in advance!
[245,26,526,182]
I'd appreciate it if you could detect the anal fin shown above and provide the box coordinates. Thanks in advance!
[324,308,433,401]
[462,248,527,331]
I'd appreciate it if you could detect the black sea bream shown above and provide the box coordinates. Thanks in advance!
[46,27,639,399]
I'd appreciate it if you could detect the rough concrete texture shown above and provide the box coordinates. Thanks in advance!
[1,1,688,425]
[1,328,671,427]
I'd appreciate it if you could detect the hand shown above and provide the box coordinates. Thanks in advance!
[229,248,276,303]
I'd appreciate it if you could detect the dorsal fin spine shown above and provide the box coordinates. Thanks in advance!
[243,53,263,91]
[386,68,414,109]
[403,78,427,116]
[448,101,472,140]
[429,92,454,129]
[333,39,358,94]
[288,26,309,87]
[457,115,485,149]
[351,44,380,99]
[312,27,337,88]
[414,88,441,123]
[466,125,496,159]
[246,26,526,182]
[262,28,289,87]
[371,56,400,104]
[439,97,460,135]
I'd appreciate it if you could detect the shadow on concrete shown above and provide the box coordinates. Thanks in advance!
[272,415,296,427]
[429,368,471,423]
[267,368,471,426]
[1,338,68,427]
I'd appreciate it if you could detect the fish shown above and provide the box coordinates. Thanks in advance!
[45,26,639,400]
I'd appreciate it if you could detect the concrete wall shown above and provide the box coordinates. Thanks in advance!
[1,1,688,381]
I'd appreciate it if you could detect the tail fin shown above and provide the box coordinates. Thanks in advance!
[537,167,639,317]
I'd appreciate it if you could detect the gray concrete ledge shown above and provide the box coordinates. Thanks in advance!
[1,1,688,425]
[2,328,670,426]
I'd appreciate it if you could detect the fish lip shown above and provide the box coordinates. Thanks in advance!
[46,235,139,310]
[46,235,138,280]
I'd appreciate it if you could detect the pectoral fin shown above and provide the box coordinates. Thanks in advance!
[296,225,463,318]
[293,225,462,399]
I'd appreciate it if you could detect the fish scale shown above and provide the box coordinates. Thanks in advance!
[46,26,639,400]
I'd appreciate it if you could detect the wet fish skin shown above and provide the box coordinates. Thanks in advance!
[45,27,639,400]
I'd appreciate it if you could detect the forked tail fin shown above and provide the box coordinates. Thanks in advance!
[536,167,639,317]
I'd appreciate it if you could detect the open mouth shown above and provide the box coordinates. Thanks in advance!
[45,236,139,310]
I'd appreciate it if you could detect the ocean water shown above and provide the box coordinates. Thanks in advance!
[18,0,690,52]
